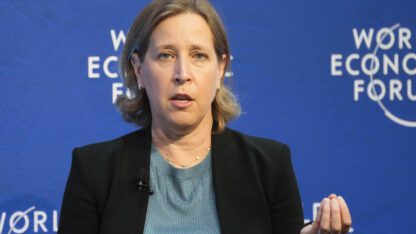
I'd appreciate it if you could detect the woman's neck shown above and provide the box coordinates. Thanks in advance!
[151,119,213,168]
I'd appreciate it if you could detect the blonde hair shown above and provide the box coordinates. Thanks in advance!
[117,0,240,133]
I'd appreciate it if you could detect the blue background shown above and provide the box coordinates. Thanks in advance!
[1,0,416,233]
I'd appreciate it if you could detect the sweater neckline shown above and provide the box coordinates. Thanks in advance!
[150,144,211,180]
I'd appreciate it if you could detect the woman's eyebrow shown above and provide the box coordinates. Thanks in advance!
[189,44,210,51]
[154,44,210,51]
[155,44,176,50]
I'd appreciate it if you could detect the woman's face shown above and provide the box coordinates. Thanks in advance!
[132,13,226,131]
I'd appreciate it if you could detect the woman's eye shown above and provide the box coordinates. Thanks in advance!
[158,53,174,60]
[193,53,208,61]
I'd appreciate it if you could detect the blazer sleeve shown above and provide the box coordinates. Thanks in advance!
[58,148,99,234]
[270,144,304,234]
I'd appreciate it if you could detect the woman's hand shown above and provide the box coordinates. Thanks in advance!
[300,194,352,234]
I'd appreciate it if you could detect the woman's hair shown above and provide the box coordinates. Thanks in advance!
[117,0,241,133]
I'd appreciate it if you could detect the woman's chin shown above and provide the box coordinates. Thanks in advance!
[169,119,197,130]
[166,115,210,132]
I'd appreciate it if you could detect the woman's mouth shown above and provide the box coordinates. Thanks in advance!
[170,94,194,108]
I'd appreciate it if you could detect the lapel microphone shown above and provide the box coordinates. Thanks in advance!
[137,168,154,195]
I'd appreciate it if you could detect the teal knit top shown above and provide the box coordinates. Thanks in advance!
[143,144,221,234]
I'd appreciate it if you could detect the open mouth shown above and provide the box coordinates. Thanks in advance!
[170,93,194,108]
[170,94,194,101]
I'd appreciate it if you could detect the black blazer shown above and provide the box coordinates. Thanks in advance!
[58,127,304,234]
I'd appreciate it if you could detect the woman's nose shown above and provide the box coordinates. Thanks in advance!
[173,57,192,84]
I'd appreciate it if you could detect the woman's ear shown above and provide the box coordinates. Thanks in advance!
[131,53,144,90]
[217,54,227,88]
[130,53,142,80]
[218,54,227,78]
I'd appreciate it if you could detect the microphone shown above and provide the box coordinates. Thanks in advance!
[137,168,153,195]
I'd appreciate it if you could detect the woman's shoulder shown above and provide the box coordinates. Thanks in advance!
[217,127,293,172]
[221,127,289,154]
[220,128,298,198]
[72,127,150,162]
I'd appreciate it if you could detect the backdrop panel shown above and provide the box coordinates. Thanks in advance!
[1,0,415,233]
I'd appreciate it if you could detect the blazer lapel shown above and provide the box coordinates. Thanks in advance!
[212,128,271,234]
[212,129,237,233]
[121,127,152,234]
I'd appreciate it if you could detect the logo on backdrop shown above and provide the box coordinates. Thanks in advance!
[87,29,129,104]
[0,206,58,233]
[330,23,416,128]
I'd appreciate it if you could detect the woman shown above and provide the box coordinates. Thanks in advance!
[58,0,351,233]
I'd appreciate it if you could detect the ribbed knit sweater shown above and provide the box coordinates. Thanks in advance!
[143,144,221,234]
